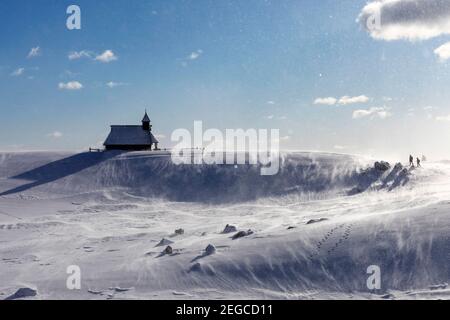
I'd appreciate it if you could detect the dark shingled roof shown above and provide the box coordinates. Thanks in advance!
[104,125,159,146]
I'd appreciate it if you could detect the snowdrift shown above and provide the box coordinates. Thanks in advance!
[0,151,449,299]
[0,151,411,202]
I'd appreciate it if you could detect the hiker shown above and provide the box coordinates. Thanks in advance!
[409,155,414,166]
[417,157,421,167]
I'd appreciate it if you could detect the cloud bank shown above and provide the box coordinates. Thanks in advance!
[358,0,450,41]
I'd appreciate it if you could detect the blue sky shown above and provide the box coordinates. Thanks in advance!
[1,0,450,159]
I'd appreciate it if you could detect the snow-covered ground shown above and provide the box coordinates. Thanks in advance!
[0,151,449,300]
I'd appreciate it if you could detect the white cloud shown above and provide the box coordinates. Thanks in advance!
[434,42,450,61]
[62,70,80,78]
[69,50,119,63]
[11,67,25,76]
[155,134,166,139]
[68,50,92,60]
[353,106,392,119]
[334,145,349,150]
[47,131,63,139]
[436,115,450,122]
[106,81,127,88]
[181,50,203,67]
[424,106,436,119]
[358,0,450,41]
[314,97,337,106]
[58,81,83,90]
[95,50,118,63]
[188,49,203,60]
[265,115,275,120]
[27,46,41,58]
[314,95,369,106]
[338,95,370,105]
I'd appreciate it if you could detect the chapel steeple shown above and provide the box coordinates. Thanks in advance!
[142,110,151,131]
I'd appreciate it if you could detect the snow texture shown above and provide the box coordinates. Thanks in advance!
[0,151,449,300]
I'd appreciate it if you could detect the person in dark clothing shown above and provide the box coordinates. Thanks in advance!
[417,157,421,167]
[409,155,414,166]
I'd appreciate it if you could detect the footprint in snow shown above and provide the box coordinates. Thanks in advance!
[173,291,190,296]
[87,289,104,295]
[110,287,133,293]
[310,223,355,258]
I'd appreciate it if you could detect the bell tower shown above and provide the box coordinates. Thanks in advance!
[142,110,151,131]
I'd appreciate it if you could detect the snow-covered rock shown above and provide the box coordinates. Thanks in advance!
[222,224,237,234]
[156,238,174,247]
[5,287,37,300]
[164,246,173,255]
[374,161,391,171]
[306,218,328,225]
[174,228,184,235]
[205,244,216,255]
[232,230,254,240]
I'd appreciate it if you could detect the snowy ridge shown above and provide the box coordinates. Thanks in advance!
[0,151,411,202]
